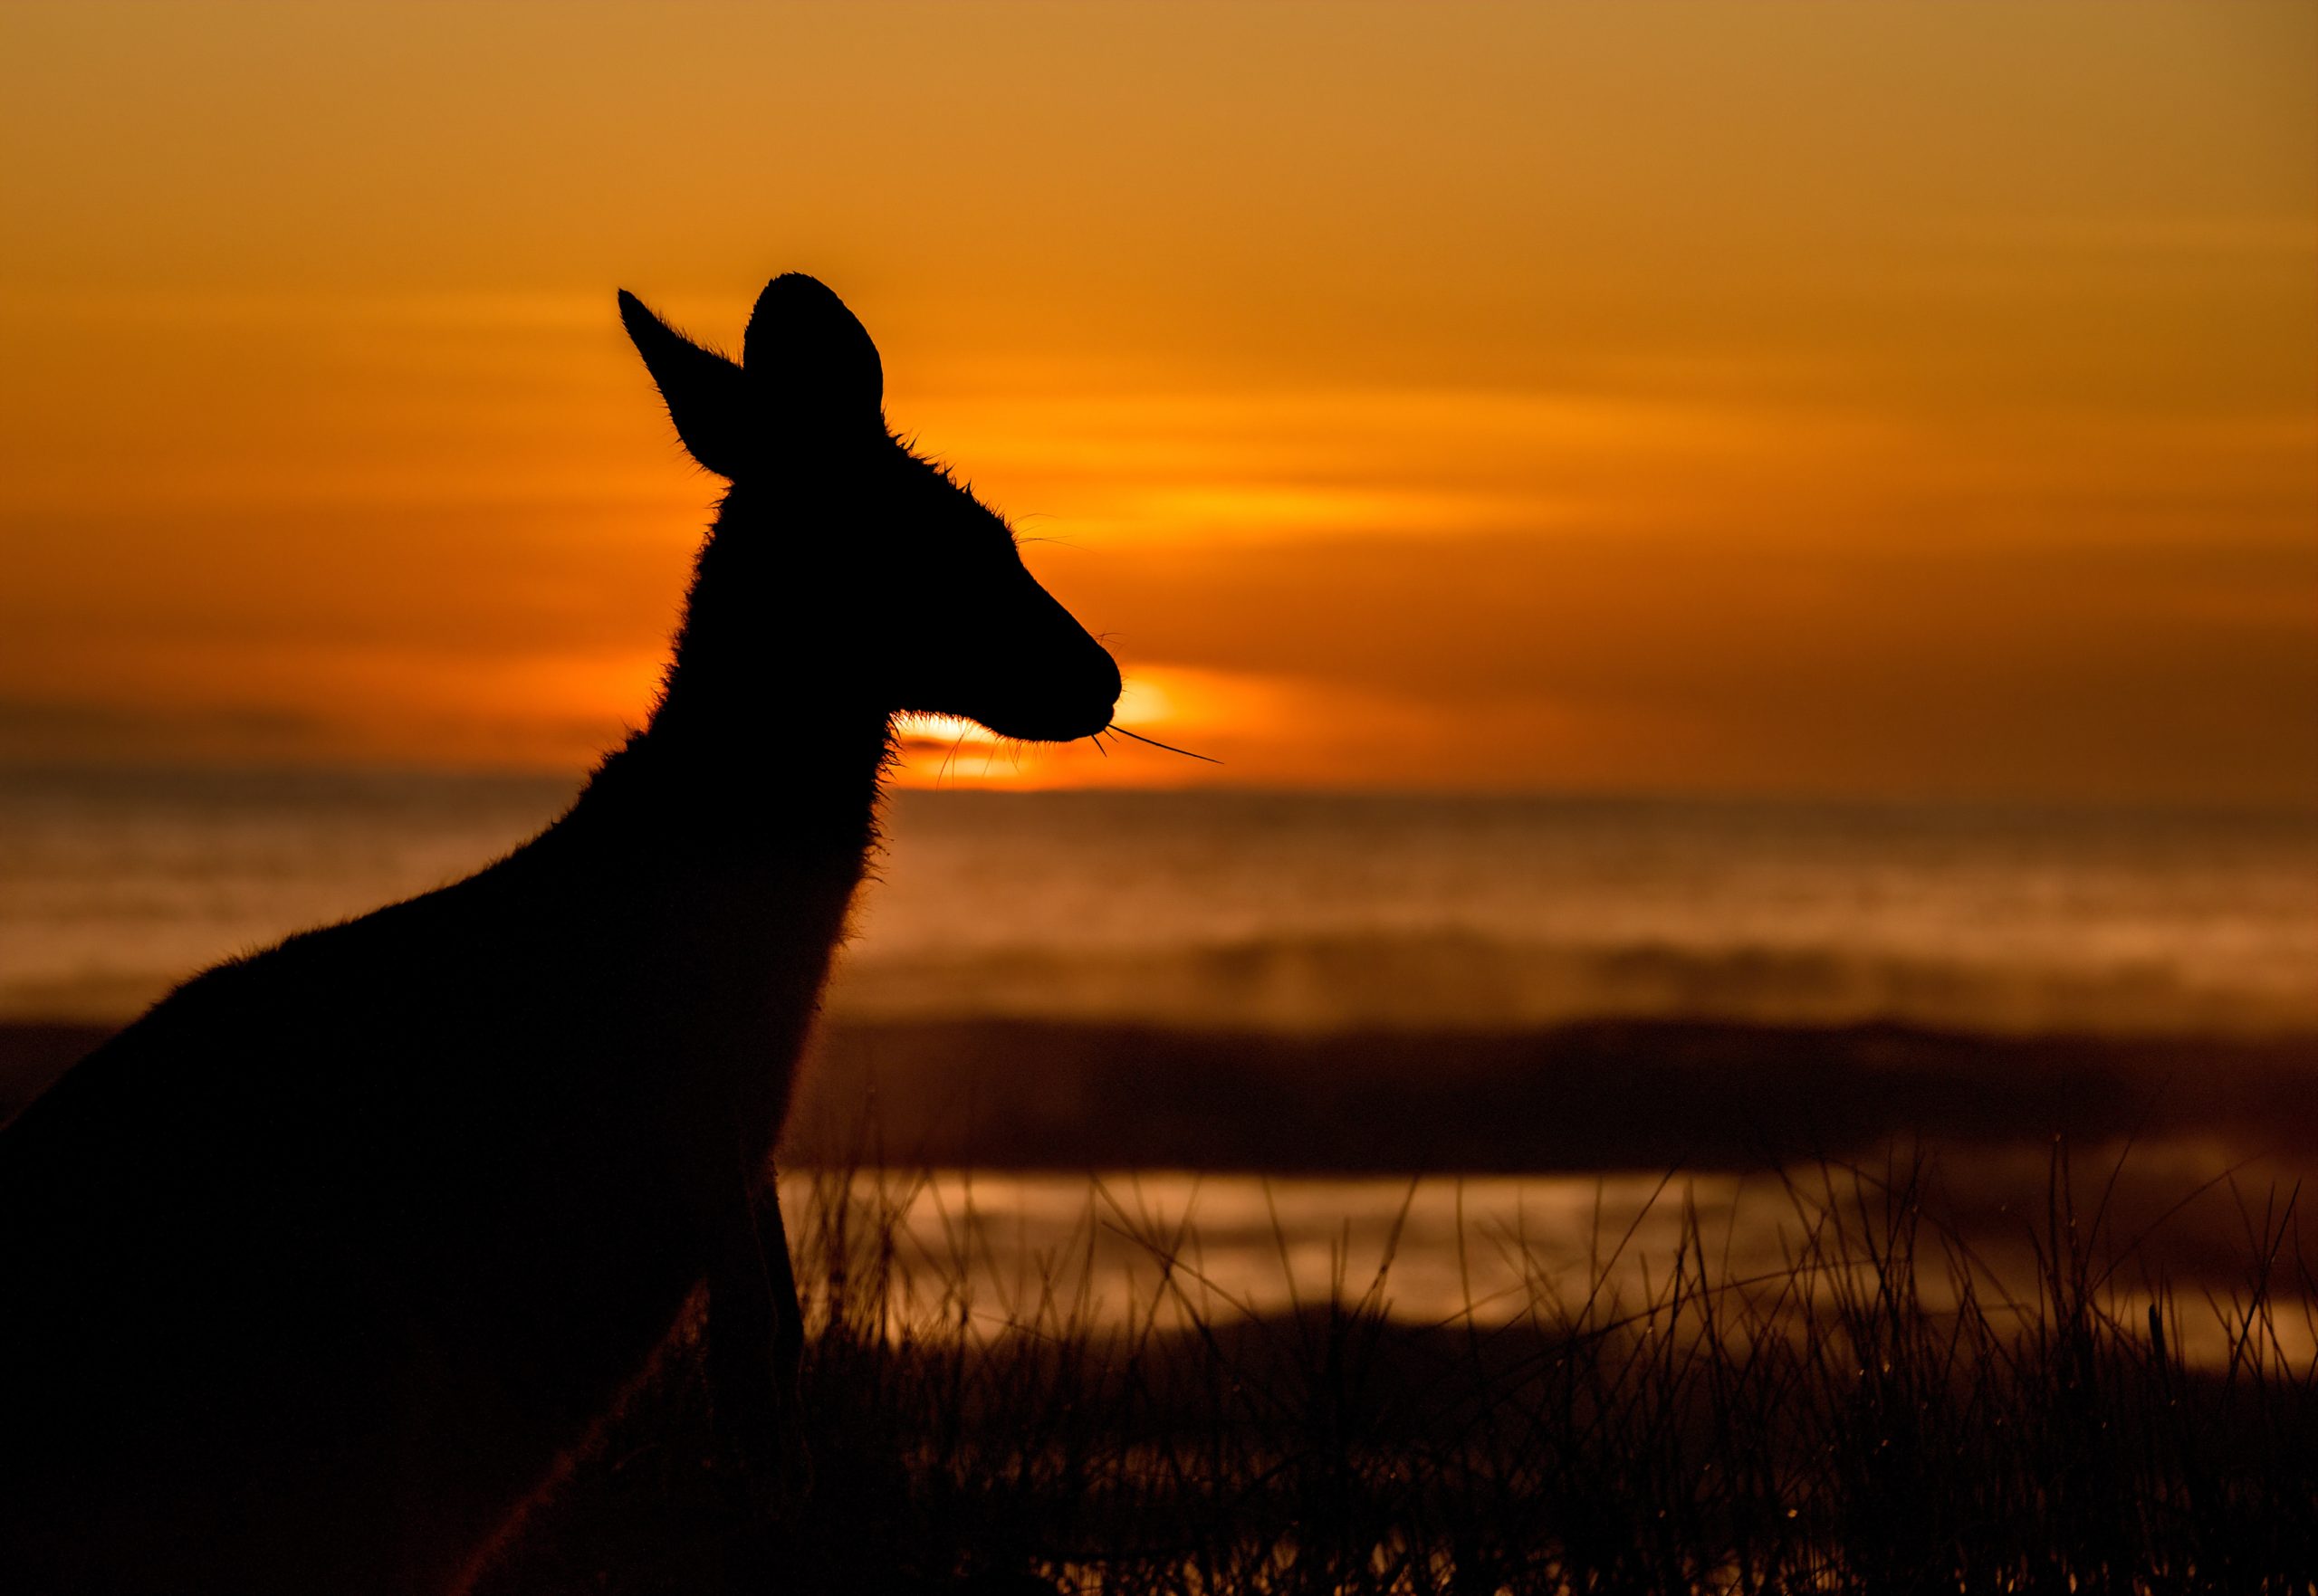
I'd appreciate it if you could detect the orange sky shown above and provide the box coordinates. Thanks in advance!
[2,3,2313,803]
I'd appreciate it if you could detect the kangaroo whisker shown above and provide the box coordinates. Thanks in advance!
[1107,725,1222,764]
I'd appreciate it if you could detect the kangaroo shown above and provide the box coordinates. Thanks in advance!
[0,273,1121,1594]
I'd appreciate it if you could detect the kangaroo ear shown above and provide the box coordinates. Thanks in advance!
[742,273,884,426]
[618,291,755,478]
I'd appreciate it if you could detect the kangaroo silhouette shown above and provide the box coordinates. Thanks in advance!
[0,273,1121,1594]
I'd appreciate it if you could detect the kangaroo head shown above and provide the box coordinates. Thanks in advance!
[618,273,1121,742]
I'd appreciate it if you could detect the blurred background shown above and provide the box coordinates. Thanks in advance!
[3,3,2313,1343]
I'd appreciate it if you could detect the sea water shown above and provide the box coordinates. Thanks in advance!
[4,766,2313,1037]
[5,765,2313,1352]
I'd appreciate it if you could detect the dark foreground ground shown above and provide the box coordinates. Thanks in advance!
[7,1021,2316,1591]
[474,1155,2315,1595]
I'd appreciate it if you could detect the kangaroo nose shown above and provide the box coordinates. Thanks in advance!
[1032,646,1118,741]
[1070,643,1121,736]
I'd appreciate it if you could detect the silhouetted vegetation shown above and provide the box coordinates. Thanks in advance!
[483,1151,2317,1594]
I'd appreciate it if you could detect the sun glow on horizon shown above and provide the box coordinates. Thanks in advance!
[886,670,1250,789]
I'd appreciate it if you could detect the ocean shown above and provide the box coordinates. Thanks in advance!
[5,766,2313,1038]
[5,766,2313,1360]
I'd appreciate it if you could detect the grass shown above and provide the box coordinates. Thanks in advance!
[479,1149,2318,1595]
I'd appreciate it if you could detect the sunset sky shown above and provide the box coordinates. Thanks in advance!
[2,3,2312,803]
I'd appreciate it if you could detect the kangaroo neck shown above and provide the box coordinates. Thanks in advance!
[563,501,894,868]
[578,707,891,869]
[525,535,889,1138]
[631,661,891,849]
